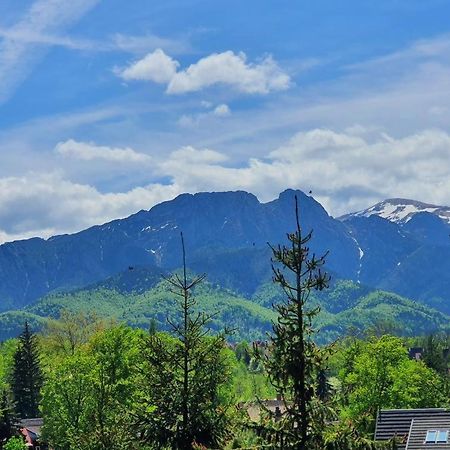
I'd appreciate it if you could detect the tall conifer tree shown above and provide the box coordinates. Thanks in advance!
[11,322,43,419]
[262,195,331,449]
[136,233,231,449]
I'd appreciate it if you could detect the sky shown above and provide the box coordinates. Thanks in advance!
[1,0,450,243]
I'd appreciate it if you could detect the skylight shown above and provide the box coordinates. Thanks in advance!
[425,430,448,443]
[426,430,437,443]
[437,430,449,443]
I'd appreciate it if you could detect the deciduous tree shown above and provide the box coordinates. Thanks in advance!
[41,326,144,450]
[340,335,444,431]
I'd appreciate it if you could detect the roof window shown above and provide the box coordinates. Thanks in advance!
[425,430,448,443]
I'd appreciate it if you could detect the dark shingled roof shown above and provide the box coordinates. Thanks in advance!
[375,409,450,450]
[406,417,450,449]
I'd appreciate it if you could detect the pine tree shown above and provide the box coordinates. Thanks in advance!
[261,195,331,449]
[136,233,232,449]
[11,322,43,419]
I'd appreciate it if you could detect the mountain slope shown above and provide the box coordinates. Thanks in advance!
[0,190,360,311]
[1,189,450,318]
[0,269,447,343]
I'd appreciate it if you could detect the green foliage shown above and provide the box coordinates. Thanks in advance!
[135,235,233,449]
[0,389,16,445]
[41,309,105,357]
[11,322,43,419]
[8,280,276,342]
[235,341,251,365]
[41,326,145,449]
[1,268,449,345]
[231,360,276,402]
[421,333,448,374]
[136,332,233,449]
[0,340,17,391]
[340,335,444,430]
[323,420,397,449]
[253,281,450,344]
[0,312,47,342]
[3,436,26,450]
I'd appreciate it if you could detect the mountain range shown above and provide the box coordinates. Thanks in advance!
[0,189,449,339]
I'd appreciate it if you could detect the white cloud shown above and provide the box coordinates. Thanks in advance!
[166,146,228,165]
[157,128,450,216]
[0,0,100,104]
[177,115,198,128]
[177,103,231,127]
[116,49,179,83]
[0,27,191,55]
[55,139,152,163]
[116,49,291,95]
[3,127,450,243]
[0,172,180,243]
[213,104,231,117]
[167,51,291,94]
[0,26,94,50]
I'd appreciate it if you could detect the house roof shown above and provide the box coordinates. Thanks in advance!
[21,427,38,447]
[406,417,450,449]
[240,399,286,422]
[375,409,450,450]
[20,418,43,432]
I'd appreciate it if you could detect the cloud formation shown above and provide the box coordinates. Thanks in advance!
[116,49,291,94]
[0,172,179,243]
[213,104,231,117]
[55,139,152,163]
[3,127,450,244]
[177,103,232,127]
[117,49,179,83]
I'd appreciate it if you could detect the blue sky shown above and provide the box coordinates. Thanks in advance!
[1,0,450,242]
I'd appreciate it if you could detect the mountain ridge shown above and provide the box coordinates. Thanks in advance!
[0,189,449,319]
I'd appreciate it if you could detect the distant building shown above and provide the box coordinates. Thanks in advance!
[19,418,48,450]
[375,408,450,449]
[243,395,286,422]
[408,347,423,361]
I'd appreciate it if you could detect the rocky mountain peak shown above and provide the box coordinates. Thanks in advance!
[341,198,450,224]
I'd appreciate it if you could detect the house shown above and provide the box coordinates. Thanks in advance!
[375,408,450,449]
[408,347,424,361]
[238,393,287,423]
[19,418,48,450]
[245,398,285,422]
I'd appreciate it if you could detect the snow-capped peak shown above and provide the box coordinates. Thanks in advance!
[341,198,450,224]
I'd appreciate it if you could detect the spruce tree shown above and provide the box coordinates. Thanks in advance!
[137,232,231,449]
[262,195,331,449]
[11,322,43,419]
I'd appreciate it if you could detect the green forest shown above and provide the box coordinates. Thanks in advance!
[1,204,450,449]
[0,275,448,344]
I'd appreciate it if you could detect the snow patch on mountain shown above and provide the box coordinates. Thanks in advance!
[341,198,450,224]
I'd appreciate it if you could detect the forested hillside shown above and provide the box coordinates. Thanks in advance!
[0,267,447,342]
